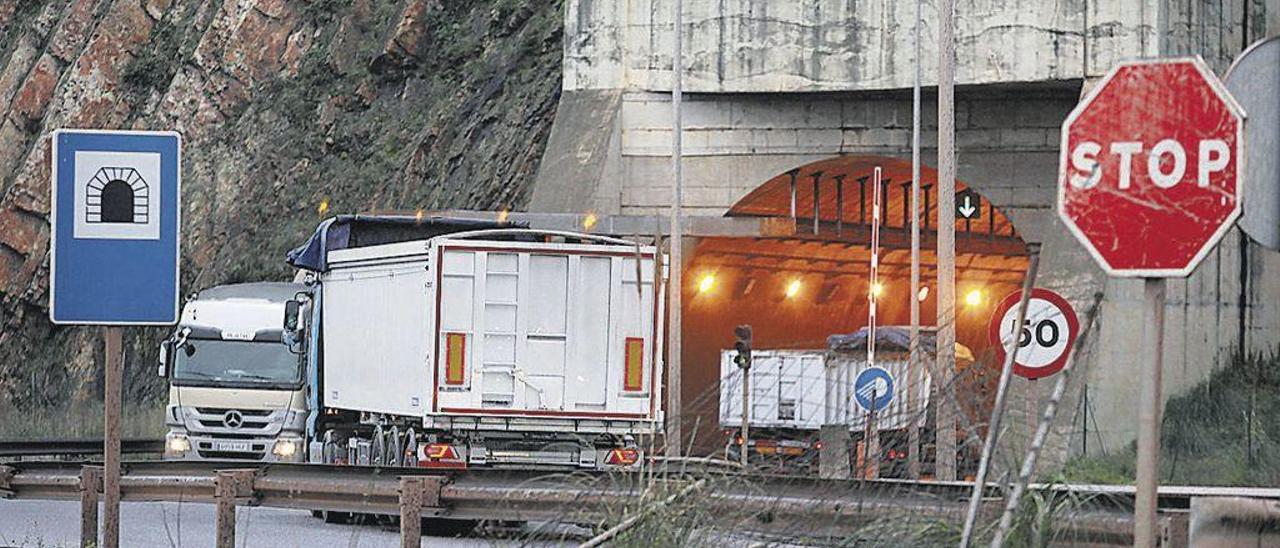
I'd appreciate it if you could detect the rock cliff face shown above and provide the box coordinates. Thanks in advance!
[0,0,563,408]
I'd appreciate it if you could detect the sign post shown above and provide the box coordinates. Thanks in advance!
[1057,58,1244,546]
[854,365,894,479]
[50,129,181,548]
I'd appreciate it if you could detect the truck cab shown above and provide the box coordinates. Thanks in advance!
[160,282,310,462]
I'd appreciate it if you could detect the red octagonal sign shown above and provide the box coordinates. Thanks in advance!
[1059,58,1245,277]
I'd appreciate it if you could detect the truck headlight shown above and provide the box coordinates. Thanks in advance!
[166,434,190,454]
[272,437,300,458]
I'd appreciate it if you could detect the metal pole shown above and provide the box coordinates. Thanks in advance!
[992,292,1104,548]
[868,387,879,479]
[960,244,1042,548]
[812,171,822,235]
[835,174,845,236]
[907,0,924,481]
[789,169,799,220]
[1134,278,1166,547]
[103,326,123,548]
[866,166,883,479]
[741,363,750,467]
[666,0,684,457]
[935,0,958,483]
[869,167,882,373]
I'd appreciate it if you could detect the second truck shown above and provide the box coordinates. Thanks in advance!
[161,215,665,472]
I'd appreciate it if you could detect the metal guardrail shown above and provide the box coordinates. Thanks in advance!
[2,459,1263,546]
[0,460,1152,544]
[0,438,164,458]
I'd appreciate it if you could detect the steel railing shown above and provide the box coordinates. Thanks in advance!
[0,438,164,458]
[2,459,1268,546]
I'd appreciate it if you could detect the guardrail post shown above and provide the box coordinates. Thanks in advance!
[0,464,14,497]
[80,465,103,548]
[399,476,444,548]
[214,470,256,548]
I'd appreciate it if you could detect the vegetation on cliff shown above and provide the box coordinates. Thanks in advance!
[0,0,563,419]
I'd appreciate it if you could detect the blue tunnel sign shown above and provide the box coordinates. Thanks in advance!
[50,129,181,325]
[854,366,895,413]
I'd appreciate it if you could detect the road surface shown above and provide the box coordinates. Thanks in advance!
[0,499,568,547]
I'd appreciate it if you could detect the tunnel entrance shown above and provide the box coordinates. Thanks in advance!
[680,155,1030,464]
[99,180,136,223]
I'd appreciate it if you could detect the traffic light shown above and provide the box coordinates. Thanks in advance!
[733,324,752,369]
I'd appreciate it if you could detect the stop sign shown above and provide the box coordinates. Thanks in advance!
[1058,58,1245,277]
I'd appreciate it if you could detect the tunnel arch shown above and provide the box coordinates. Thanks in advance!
[680,154,1031,458]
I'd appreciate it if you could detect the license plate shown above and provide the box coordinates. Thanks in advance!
[213,440,251,452]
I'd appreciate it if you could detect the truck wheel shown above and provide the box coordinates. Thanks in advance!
[422,518,479,537]
[322,510,351,524]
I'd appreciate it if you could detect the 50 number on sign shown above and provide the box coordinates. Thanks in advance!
[1010,317,1060,349]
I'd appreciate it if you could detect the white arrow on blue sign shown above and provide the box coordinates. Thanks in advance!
[854,366,895,413]
[49,129,181,325]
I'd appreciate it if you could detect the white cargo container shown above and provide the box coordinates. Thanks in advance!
[720,327,969,436]
[719,350,827,433]
[317,229,663,469]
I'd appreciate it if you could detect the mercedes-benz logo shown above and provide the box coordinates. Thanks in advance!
[222,410,243,429]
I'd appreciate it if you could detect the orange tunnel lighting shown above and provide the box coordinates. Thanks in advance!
[964,289,983,307]
[698,274,716,293]
[785,279,802,298]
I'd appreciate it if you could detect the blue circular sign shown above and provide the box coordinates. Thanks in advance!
[854,366,895,413]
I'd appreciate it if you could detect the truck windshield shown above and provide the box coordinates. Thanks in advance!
[172,338,300,386]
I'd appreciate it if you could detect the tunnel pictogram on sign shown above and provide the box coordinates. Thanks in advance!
[86,167,149,224]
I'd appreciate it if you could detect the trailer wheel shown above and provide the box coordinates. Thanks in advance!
[422,518,479,537]
[321,430,338,464]
[322,510,351,524]
[372,425,386,466]
[389,425,403,467]
[404,428,417,465]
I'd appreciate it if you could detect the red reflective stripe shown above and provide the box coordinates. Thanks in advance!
[623,337,644,391]
[605,448,639,465]
[426,443,457,459]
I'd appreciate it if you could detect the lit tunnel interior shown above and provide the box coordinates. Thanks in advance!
[679,155,1031,454]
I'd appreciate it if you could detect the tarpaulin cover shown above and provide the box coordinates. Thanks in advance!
[287,215,521,272]
[827,326,975,362]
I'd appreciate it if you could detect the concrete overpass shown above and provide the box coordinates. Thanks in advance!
[526,0,1280,461]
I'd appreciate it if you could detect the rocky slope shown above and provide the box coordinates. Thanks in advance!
[0,0,563,409]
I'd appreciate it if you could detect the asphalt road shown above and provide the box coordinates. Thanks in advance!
[0,499,568,548]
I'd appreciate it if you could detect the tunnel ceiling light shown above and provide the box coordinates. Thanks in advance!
[964,289,983,307]
[785,279,802,298]
[698,274,716,293]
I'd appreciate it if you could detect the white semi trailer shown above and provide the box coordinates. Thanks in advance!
[719,327,967,474]
[159,283,309,462]
[290,217,665,471]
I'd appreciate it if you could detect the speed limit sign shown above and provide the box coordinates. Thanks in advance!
[988,288,1079,379]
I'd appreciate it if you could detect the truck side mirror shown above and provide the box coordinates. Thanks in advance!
[284,300,301,332]
[158,341,173,377]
